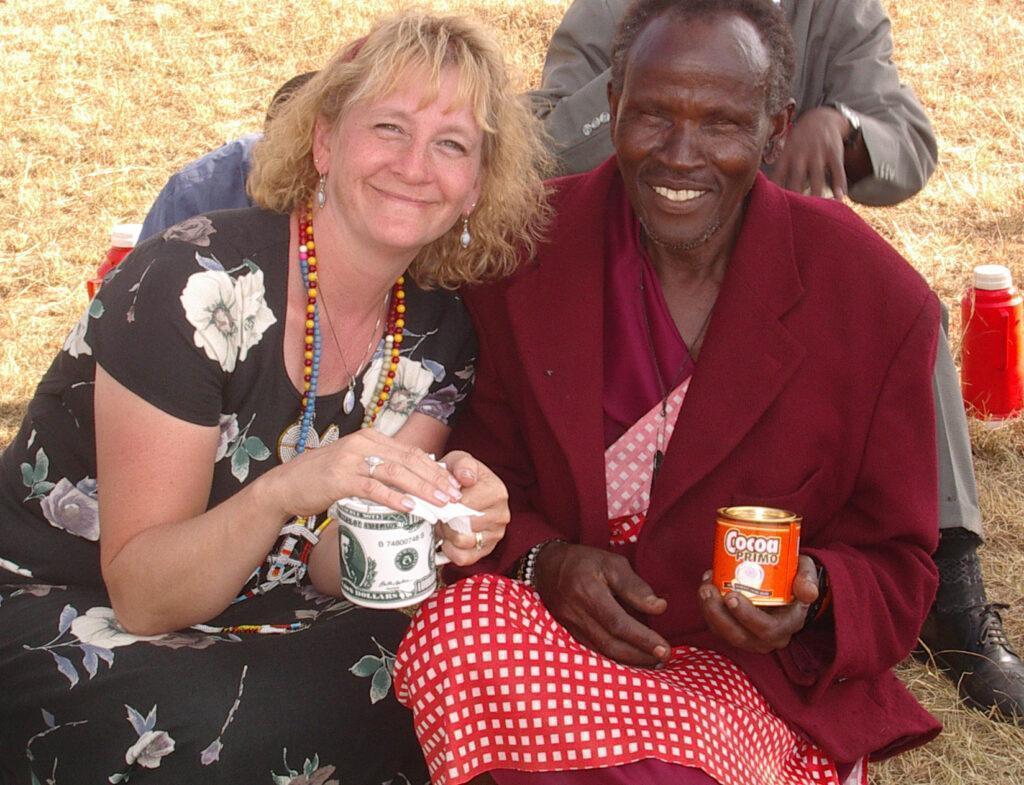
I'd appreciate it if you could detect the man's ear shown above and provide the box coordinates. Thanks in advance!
[607,81,621,143]
[763,98,795,166]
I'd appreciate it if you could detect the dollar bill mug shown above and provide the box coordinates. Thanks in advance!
[330,496,451,609]
[712,506,802,605]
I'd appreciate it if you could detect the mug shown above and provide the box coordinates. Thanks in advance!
[330,496,450,609]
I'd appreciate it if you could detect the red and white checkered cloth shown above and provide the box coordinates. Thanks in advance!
[606,380,688,546]
[395,575,841,785]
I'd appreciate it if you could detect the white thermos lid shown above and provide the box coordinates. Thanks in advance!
[110,223,143,249]
[973,264,1013,291]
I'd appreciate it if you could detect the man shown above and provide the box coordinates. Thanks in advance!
[402,1,941,778]
[525,0,1024,723]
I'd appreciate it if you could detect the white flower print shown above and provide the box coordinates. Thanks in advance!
[235,267,277,362]
[109,705,176,782]
[63,296,105,358]
[39,477,100,541]
[125,729,175,768]
[359,356,435,436]
[0,557,33,578]
[215,413,240,462]
[62,309,93,358]
[181,270,237,368]
[180,268,276,373]
[71,607,160,649]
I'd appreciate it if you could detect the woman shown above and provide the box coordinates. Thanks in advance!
[0,13,549,784]
[394,2,940,784]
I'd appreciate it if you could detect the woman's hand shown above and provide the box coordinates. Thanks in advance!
[263,428,462,520]
[697,554,821,653]
[435,450,510,566]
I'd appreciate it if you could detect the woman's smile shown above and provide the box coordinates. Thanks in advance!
[369,183,436,207]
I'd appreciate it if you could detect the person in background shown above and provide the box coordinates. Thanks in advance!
[527,0,1023,722]
[394,2,940,782]
[0,12,550,782]
[137,71,317,243]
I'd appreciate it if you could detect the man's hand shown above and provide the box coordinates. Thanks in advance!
[698,555,820,653]
[767,106,850,200]
[534,542,671,666]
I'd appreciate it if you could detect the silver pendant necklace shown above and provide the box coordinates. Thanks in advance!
[319,286,389,415]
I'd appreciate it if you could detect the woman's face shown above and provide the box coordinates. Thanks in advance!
[313,65,484,260]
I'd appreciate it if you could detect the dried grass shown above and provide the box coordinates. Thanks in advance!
[1,0,1023,781]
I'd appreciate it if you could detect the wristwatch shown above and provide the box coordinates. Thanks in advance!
[832,102,862,149]
[800,559,832,631]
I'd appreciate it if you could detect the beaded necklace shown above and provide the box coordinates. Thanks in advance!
[295,201,404,452]
[195,204,408,635]
[265,202,405,584]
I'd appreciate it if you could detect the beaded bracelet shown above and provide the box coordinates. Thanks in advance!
[513,539,566,587]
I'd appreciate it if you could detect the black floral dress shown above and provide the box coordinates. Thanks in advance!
[0,210,477,785]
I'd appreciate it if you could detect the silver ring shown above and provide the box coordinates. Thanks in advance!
[364,455,384,477]
[474,530,485,551]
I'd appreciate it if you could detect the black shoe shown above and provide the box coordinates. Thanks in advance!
[916,602,1024,724]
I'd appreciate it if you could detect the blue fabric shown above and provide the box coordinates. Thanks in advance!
[139,133,261,241]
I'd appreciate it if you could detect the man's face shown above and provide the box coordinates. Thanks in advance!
[609,11,785,257]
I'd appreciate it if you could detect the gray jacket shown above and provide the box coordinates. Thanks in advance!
[529,0,938,205]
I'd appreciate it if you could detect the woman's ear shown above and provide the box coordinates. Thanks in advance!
[312,116,332,174]
[464,172,483,215]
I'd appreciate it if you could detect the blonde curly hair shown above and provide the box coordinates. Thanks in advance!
[247,12,552,289]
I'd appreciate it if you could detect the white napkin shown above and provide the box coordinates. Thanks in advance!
[409,457,482,534]
[405,497,482,534]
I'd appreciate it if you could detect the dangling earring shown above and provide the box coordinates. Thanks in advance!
[459,214,472,248]
[316,173,327,209]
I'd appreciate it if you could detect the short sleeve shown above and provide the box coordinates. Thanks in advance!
[87,215,279,427]
[414,295,477,427]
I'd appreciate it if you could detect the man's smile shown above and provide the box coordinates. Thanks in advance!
[651,184,708,203]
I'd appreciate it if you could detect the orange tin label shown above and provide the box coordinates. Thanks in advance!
[712,506,802,606]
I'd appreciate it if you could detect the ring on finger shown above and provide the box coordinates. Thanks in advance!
[474,530,485,551]
[364,454,385,478]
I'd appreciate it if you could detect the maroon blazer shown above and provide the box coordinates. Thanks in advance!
[450,160,942,763]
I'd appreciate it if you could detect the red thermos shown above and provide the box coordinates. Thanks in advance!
[960,264,1024,421]
[87,223,142,299]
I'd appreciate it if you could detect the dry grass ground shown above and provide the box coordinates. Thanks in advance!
[1,0,1022,782]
